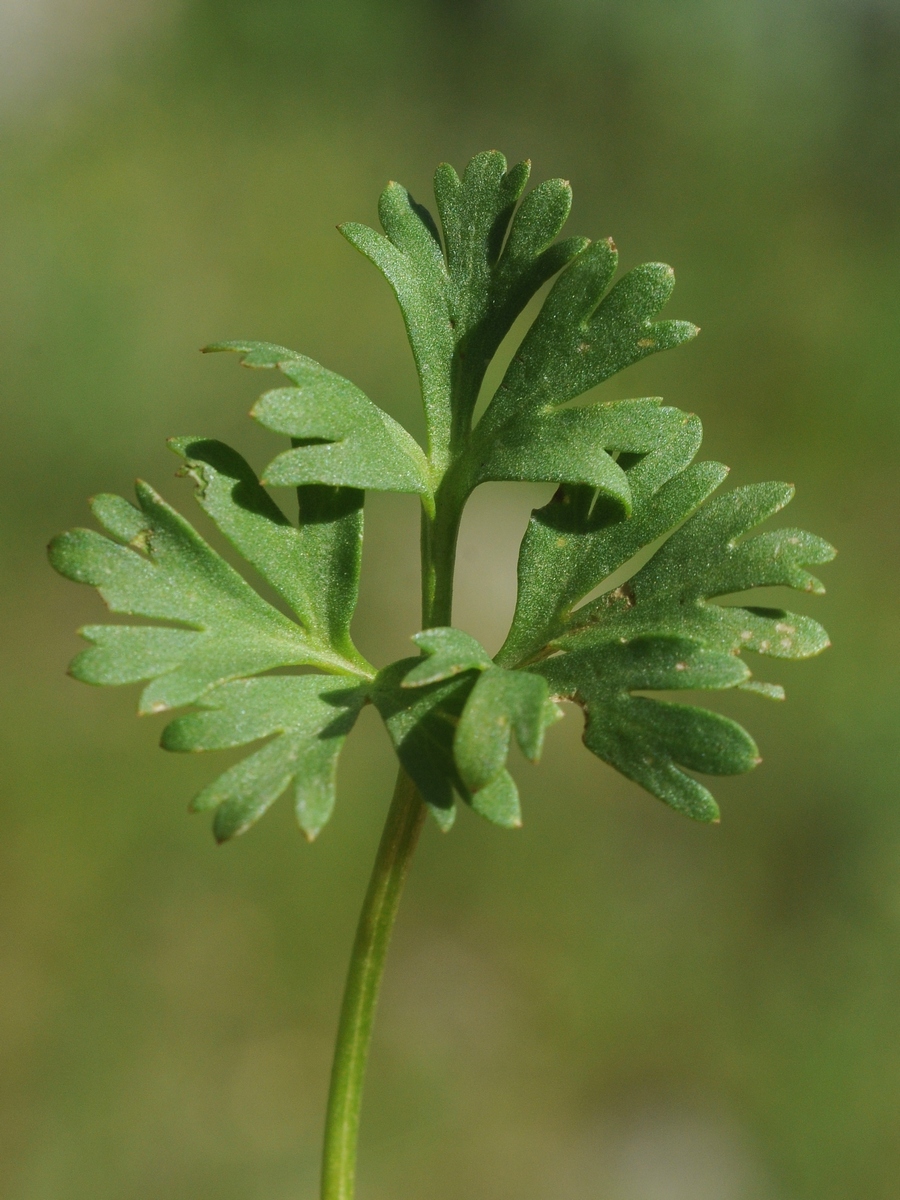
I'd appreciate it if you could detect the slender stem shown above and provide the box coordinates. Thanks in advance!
[320,769,426,1200]
[421,473,468,629]
[320,438,464,1197]
[421,508,458,628]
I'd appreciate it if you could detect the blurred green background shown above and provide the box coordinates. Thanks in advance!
[1,1,898,1197]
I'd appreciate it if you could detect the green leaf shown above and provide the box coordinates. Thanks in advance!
[403,626,493,686]
[631,483,833,601]
[203,340,300,369]
[450,235,698,510]
[341,152,587,455]
[454,667,551,792]
[51,376,374,837]
[168,437,367,668]
[386,628,559,819]
[206,341,430,495]
[469,398,697,516]
[559,481,835,660]
[535,637,758,823]
[340,193,454,454]
[467,770,522,830]
[481,240,698,432]
[49,474,369,716]
[497,413,716,665]
[433,152,586,421]
[371,659,468,829]
[50,150,834,847]
[497,413,833,819]
[371,658,522,830]
[340,152,698,522]
[254,380,428,495]
[162,676,365,841]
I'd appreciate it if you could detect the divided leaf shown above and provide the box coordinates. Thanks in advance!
[402,627,493,685]
[341,152,587,449]
[454,667,556,793]
[534,638,758,823]
[372,630,560,830]
[469,398,696,517]
[480,239,698,432]
[162,675,365,841]
[207,342,430,495]
[342,151,698,524]
[49,478,367,715]
[49,150,834,844]
[433,151,587,419]
[169,437,367,667]
[340,192,454,448]
[498,413,715,665]
[557,481,835,662]
[455,243,698,511]
[372,658,522,831]
[497,418,834,821]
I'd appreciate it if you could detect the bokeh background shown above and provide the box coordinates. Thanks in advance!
[2,1,899,1197]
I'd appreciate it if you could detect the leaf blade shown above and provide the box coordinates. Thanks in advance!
[252,360,430,495]
[454,667,550,792]
[49,479,365,717]
[164,676,364,841]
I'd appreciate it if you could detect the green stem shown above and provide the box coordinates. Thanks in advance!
[320,769,426,1200]
[321,467,462,1198]
[421,476,467,630]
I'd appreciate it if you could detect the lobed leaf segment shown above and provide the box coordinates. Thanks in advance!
[50,151,833,840]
